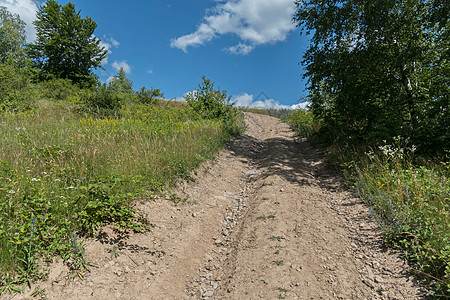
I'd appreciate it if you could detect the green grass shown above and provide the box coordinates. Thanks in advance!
[0,98,242,291]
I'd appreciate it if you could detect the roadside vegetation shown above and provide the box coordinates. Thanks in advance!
[288,0,449,296]
[0,1,242,294]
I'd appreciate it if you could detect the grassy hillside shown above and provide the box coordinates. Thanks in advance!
[0,70,243,293]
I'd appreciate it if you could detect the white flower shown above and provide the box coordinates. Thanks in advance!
[8,190,16,194]
[65,186,75,189]
[31,178,41,182]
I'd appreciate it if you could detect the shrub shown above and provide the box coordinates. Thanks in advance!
[41,77,79,101]
[136,87,163,105]
[184,76,236,121]
[82,85,121,115]
[283,109,320,138]
[0,63,34,112]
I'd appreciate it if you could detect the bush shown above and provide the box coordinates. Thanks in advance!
[41,77,79,101]
[184,76,236,121]
[283,109,320,138]
[136,87,163,105]
[83,85,121,115]
[0,63,34,112]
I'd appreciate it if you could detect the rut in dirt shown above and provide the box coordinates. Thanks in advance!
[190,113,425,299]
[13,113,425,300]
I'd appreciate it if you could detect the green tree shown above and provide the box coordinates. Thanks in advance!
[294,0,449,154]
[0,6,27,66]
[28,0,107,87]
[184,76,235,120]
[136,86,164,104]
[108,67,133,93]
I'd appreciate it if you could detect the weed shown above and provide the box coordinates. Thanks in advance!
[105,246,122,259]
[277,287,289,299]
[66,233,97,279]
[257,215,275,221]
[272,260,284,266]
[269,236,285,242]
[30,286,48,299]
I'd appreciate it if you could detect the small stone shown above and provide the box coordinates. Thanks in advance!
[362,279,375,289]
[366,266,374,281]
[205,290,214,297]
[351,242,358,248]
[205,254,213,262]
[215,239,223,245]
[372,261,380,268]
[263,280,269,285]
[374,276,383,283]
[192,212,197,217]
[246,170,259,177]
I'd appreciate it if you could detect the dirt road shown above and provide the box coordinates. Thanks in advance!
[13,113,425,299]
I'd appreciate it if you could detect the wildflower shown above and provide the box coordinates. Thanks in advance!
[66,186,75,189]
[31,218,36,232]
[31,178,41,182]
[8,190,16,194]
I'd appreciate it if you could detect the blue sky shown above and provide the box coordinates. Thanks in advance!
[1,0,311,109]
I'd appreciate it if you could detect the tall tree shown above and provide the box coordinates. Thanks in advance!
[108,67,133,93]
[28,0,107,86]
[0,6,27,66]
[294,0,449,153]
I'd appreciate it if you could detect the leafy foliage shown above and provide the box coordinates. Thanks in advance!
[0,6,27,66]
[185,76,236,121]
[294,0,449,155]
[136,86,164,104]
[283,109,320,138]
[107,67,133,94]
[83,85,122,115]
[27,0,107,87]
[0,64,34,112]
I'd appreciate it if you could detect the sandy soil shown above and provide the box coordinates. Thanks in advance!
[7,112,426,299]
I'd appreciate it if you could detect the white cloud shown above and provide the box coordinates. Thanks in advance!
[0,0,40,42]
[171,23,216,52]
[233,93,309,110]
[171,0,296,54]
[98,36,120,66]
[112,60,131,74]
[109,37,120,47]
[147,69,153,74]
[225,43,254,55]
